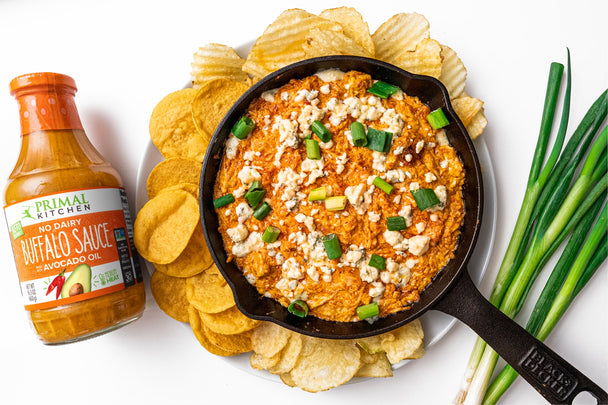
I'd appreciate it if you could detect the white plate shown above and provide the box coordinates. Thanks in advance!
[135,132,497,379]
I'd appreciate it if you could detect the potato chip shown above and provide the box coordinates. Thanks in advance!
[188,305,238,356]
[191,43,249,88]
[452,96,484,127]
[355,348,393,378]
[134,189,199,264]
[146,157,202,199]
[372,13,430,62]
[197,305,260,335]
[268,333,303,375]
[150,270,189,322]
[191,78,249,142]
[358,319,424,364]
[242,8,344,79]
[186,264,235,313]
[319,7,375,56]
[250,351,281,370]
[250,321,291,358]
[390,37,443,78]
[149,88,208,162]
[202,323,253,354]
[279,372,297,387]
[154,223,213,278]
[466,109,488,139]
[303,27,372,59]
[288,336,361,392]
[439,45,467,99]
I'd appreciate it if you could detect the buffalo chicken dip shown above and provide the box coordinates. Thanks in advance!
[213,69,465,322]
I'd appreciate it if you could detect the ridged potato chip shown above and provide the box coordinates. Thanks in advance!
[191,78,249,142]
[319,7,375,56]
[304,27,372,59]
[134,189,199,264]
[154,223,213,278]
[288,336,361,392]
[146,157,202,199]
[242,8,344,79]
[150,270,189,322]
[191,43,249,88]
[466,109,488,139]
[197,305,260,335]
[372,13,430,62]
[390,37,443,78]
[149,88,208,162]
[452,96,484,127]
[186,264,235,313]
[439,45,467,100]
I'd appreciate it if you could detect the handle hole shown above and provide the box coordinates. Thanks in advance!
[572,390,600,404]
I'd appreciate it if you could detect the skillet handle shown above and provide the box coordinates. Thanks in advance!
[433,270,607,404]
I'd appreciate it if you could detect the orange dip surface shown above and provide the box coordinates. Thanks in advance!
[214,70,465,322]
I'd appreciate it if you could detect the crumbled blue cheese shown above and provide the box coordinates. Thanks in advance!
[232,232,263,257]
[380,108,404,136]
[368,281,385,298]
[408,235,430,256]
[415,140,425,153]
[398,204,413,227]
[261,89,277,102]
[298,104,325,137]
[436,129,448,145]
[368,211,381,223]
[383,230,409,252]
[315,68,345,82]
[282,257,305,280]
[336,153,348,174]
[425,172,437,183]
[294,89,319,103]
[359,262,380,283]
[427,185,448,212]
[235,202,253,223]
[320,84,330,94]
[227,224,249,243]
[225,136,240,159]
[372,151,387,172]
[386,168,406,183]
[345,183,368,215]
[237,166,262,187]
[273,117,300,149]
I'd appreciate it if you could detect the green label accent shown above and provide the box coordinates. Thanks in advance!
[11,221,24,240]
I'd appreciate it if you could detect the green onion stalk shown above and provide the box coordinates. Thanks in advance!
[454,50,608,404]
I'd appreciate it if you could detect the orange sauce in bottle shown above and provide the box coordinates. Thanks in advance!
[4,72,145,344]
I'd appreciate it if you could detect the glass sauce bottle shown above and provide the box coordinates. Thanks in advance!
[4,72,145,344]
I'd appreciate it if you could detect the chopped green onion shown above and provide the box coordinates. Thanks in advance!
[288,300,309,317]
[356,302,379,320]
[248,180,263,191]
[252,201,272,220]
[305,138,321,160]
[245,189,266,209]
[366,127,387,152]
[373,176,393,195]
[426,108,449,130]
[262,226,281,243]
[325,196,347,211]
[367,81,399,99]
[308,186,327,201]
[368,254,386,270]
[350,121,368,147]
[386,216,407,231]
[213,194,235,208]
[312,120,331,143]
[411,188,439,210]
[322,233,342,260]
[231,116,255,140]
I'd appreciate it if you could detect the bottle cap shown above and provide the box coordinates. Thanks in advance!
[10,72,77,96]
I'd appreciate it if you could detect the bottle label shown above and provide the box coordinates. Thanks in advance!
[4,187,142,310]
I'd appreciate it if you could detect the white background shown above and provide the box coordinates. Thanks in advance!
[0,1,606,404]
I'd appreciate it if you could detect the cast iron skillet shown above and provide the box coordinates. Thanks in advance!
[199,55,607,404]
